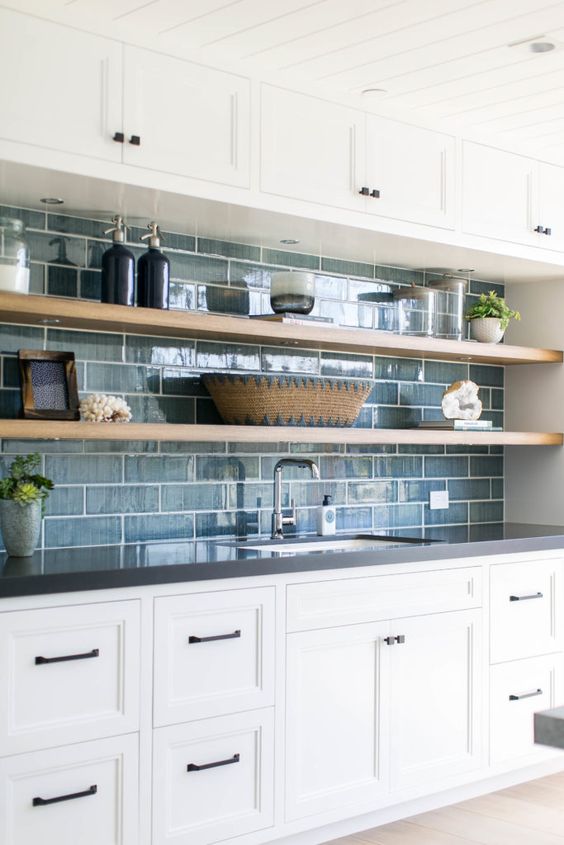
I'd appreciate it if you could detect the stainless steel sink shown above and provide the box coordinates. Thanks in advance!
[236,534,434,553]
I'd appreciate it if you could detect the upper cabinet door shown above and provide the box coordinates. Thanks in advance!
[389,610,482,791]
[260,86,365,211]
[538,162,564,253]
[0,9,122,162]
[365,117,456,230]
[123,47,250,188]
[462,142,539,247]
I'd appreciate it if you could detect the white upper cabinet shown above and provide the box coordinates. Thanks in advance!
[0,8,123,163]
[260,85,365,211]
[123,47,251,188]
[365,117,456,229]
[462,142,539,246]
[537,162,564,253]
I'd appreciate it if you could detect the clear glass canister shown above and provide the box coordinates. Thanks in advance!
[393,284,435,336]
[357,287,397,332]
[0,217,30,294]
[427,276,468,340]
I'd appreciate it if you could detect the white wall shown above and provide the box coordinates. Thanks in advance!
[505,280,564,524]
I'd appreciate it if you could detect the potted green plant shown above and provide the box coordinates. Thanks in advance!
[0,453,53,557]
[466,290,521,343]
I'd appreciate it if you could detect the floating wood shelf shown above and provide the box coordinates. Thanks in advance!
[0,293,561,366]
[0,420,560,447]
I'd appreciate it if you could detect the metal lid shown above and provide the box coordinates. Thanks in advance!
[140,221,163,249]
[427,275,468,293]
[393,284,435,302]
[104,214,127,243]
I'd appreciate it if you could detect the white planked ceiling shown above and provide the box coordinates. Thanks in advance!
[5,0,564,158]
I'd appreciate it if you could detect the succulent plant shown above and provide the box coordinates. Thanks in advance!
[0,453,53,513]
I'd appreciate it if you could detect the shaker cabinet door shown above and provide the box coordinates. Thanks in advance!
[388,609,482,791]
[123,47,250,188]
[462,141,539,246]
[0,8,123,162]
[285,622,389,821]
[365,117,456,229]
[260,85,365,211]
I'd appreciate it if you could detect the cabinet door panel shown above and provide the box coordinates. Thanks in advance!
[462,142,538,246]
[389,609,482,790]
[366,117,455,229]
[261,85,365,211]
[285,622,389,821]
[538,162,564,252]
[0,8,122,162]
[123,47,250,188]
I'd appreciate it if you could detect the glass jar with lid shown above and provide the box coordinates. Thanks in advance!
[357,285,397,332]
[393,284,435,336]
[0,217,30,294]
[427,275,468,340]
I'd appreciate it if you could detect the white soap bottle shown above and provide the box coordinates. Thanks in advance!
[317,494,336,536]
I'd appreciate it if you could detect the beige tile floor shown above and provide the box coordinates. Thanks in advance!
[325,772,564,844]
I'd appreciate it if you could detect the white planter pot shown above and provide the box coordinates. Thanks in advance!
[469,317,505,344]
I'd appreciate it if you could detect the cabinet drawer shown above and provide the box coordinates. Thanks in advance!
[153,709,274,845]
[0,601,140,755]
[0,733,139,845]
[154,587,275,726]
[490,655,563,765]
[490,560,562,663]
[287,567,481,632]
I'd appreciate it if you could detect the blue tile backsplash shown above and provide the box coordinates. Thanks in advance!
[0,206,504,549]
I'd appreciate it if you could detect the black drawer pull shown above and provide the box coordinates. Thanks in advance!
[112,132,124,143]
[370,188,381,198]
[545,227,552,236]
[35,648,99,665]
[509,592,543,602]
[33,784,97,806]
[188,630,241,644]
[509,688,543,701]
[384,634,406,645]
[359,186,370,196]
[187,753,239,772]
[129,134,141,146]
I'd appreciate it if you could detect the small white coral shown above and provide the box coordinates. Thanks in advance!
[80,393,132,423]
[442,380,482,421]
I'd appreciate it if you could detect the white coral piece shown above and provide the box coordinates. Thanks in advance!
[441,380,482,421]
[80,393,132,423]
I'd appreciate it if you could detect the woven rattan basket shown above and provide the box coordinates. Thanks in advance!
[202,374,371,427]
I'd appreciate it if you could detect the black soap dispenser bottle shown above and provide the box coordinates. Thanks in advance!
[137,222,170,309]
[101,215,135,306]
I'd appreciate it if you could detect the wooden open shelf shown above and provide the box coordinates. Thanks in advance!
[0,293,561,365]
[0,420,561,447]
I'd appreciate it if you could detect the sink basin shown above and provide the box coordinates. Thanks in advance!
[237,534,433,554]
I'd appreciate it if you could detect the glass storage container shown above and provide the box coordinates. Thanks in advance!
[357,289,397,332]
[428,275,468,340]
[0,217,30,294]
[393,284,435,336]
[270,271,315,315]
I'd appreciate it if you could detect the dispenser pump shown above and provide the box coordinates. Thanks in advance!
[104,214,127,244]
[140,221,162,248]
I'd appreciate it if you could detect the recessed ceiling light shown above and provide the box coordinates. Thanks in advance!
[361,88,387,97]
[280,238,300,245]
[40,197,64,205]
[530,41,555,53]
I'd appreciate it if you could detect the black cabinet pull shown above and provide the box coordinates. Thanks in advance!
[534,225,545,233]
[545,227,552,236]
[187,753,240,772]
[509,688,543,701]
[509,592,543,602]
[370,189,381,198]
[359,187,370,195]
[188,630,241,644]
[33,784,97,806]
[129,135,141,146]
[384,635,406,645]
[112,132,124,143]
[35,648,99,665]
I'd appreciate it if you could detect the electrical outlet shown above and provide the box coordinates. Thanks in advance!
[429,490,449,510]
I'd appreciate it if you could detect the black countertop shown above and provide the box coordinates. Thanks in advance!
[1,523,564,599]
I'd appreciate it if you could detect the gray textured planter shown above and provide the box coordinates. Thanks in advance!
[0,499,41,557]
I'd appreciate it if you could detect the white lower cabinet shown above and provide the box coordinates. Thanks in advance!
[152,709,275,845]
[285,608,482,821]
[490,654,564,765]
[0,733,139,845]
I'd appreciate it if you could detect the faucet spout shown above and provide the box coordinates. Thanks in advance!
[271,457,320,539]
